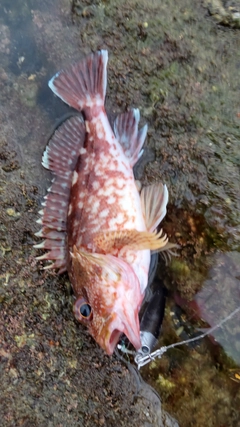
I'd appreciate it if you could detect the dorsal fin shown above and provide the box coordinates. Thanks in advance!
[34,116,86,273]
[141,182,168,232]
[114,109,147,167]
[42,115,85,173]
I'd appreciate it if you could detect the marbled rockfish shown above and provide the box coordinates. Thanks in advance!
[35,50,172,355]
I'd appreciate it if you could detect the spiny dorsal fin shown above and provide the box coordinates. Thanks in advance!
[48,50,108,112]
[93,229,168,253]
[34,116,86,273]
[114,109,147,167]
[141,182,168,232]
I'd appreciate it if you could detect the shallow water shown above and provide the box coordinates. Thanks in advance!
[0,0,240,426]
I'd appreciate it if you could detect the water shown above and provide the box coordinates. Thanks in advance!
[0,0,240,426]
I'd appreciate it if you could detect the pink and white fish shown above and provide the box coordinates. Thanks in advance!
[35,50,172,355]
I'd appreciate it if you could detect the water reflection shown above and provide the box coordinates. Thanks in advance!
[193,251,240,364]
[1,1,240,426]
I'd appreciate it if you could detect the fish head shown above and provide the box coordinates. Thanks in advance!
[71,246,143,355]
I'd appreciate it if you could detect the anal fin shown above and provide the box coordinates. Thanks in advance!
[114,109,147,167]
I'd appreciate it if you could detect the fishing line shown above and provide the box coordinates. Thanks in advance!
[118,305,240,369]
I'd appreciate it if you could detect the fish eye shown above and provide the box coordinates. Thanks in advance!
[80,302,92,318]
[74,297,93,322]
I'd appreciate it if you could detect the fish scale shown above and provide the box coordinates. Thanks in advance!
[66,112,145,251]
[68,147,142,246]
[35,50,172,355]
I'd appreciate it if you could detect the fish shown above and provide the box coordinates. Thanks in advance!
[34,50,173,355]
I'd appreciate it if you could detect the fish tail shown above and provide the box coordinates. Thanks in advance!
[48,50,108,112]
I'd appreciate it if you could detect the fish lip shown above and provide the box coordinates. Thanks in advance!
[103,313,141,355]
[122,321,141,351]
[106,329,123,355]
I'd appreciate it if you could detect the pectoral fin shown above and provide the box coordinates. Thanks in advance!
[93,229,168,253]
[71,246,121,282]
[71,246,138,284]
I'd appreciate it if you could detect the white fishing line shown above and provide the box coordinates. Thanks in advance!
[117,306,240,369]
[135,305,240,369]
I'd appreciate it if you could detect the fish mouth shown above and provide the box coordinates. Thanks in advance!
[102,312,141,356]
[107,329,123,355]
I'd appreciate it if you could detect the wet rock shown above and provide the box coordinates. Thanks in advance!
[6,208,21,219]
[16,79,39,108]
[0,0,240,426]
[204,0,240,27]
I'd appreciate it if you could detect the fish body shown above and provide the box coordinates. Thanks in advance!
[66,111,150,293]
[35,51,170,355]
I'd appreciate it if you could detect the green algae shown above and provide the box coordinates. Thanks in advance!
[1,2,177,425]
[70,0,240,425]
[72,0,240,252]
[18,80,39,108]
[204,0,240,28]
[0,0,239,425]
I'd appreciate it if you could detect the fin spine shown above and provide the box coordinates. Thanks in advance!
[35,116,86,272]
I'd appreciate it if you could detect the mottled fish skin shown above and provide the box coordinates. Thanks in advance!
[67,111,150,293]
[35,50,170,355]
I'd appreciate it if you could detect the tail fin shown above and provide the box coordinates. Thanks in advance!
[48,50,108,112]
